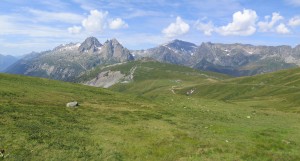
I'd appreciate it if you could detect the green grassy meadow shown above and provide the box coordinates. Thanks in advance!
[1,61,300,160]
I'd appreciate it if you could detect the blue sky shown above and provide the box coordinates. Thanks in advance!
[1,0,300,56]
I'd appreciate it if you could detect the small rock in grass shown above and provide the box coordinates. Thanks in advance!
[225,140,229,143]
[246,116,251,119]
[66,101,79,108]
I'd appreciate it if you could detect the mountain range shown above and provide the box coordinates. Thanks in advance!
[6,37,134,81]
[133,40,299,76]
[0,54,18,72]
[5,37,300,81]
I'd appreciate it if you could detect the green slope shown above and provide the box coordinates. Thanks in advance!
[79,60,230,97]
[177,67,300,112]
[82,61,300,160]
[1,64,300,160]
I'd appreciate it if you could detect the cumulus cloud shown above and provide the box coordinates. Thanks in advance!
[82,10,108,33]
[109,18,128,29]
[162,16,190,38]
[288,16,300,27]
[258,12,283,32]
[276,23,290,34]
[67,9,128,34]
[216,9,257,36]
[195,20,214,36]
[68,26,82,34]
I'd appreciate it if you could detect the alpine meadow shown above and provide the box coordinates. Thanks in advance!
[1,0,300,161]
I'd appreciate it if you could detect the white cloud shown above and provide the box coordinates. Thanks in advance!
[195,20,214,36]
[28,9,84,24]
[74,10,129,33]
[285,0,300,6]
[109,18,128,29]
[288,16,300,27]
[258,12,283,32]
[216,9,257,36]
[68,26,82,34]
[162,16,190,38]
[82,10,108,33]
[276,23,290,34]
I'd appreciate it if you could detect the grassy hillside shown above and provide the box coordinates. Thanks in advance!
[177,67,300,112]
[79,60,230,97]
[1,63,300,160]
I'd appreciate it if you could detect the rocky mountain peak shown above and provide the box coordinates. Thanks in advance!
[101,38,134,62]
[294,44,300,50]
[164,39,197,52]
[200,42,213,47]
[78,37,102,53]
[104,38,122,46]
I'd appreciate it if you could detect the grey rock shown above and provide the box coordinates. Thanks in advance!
[99,38,134,62]
[84,66,137,88]
[66,101,79,107]
[78,37,102,53]
[84,70,125,88]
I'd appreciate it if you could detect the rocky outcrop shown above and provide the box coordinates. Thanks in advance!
[84,70,125,88]
[84,66,137,88]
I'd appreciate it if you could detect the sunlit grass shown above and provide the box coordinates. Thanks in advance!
[1,62,300,160]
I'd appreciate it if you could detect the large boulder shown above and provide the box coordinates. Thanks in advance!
[66,101,79,108]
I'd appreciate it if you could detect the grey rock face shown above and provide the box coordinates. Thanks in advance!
[84,70,125,88]
[78,37,102,53]
[165,39,197,54]
[84,66,137,88]
[99,39,134,62]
